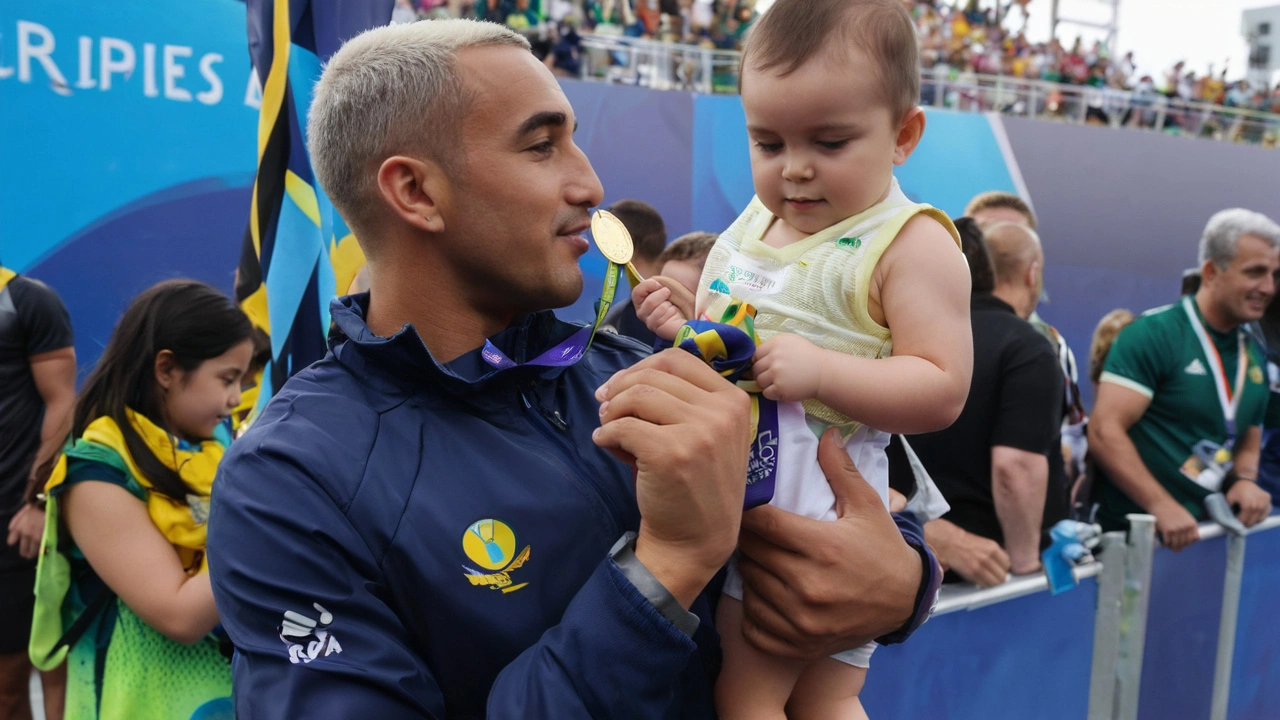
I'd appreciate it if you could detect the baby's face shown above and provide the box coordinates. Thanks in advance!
[741,48,902,236]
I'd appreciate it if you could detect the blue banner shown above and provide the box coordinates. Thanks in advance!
[0,0,258,369]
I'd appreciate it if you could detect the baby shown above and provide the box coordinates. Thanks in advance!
[633,0,973,717]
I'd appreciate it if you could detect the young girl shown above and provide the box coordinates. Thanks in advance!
[31,280,253,720]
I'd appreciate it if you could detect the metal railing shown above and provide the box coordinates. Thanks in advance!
[580,33,741,94]
[920,72,1280,145]
[911,512,1280,720]
[577,33,1280,147]
[933,557,1103,616]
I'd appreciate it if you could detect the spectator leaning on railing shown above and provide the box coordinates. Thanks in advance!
[910,220,1066,587]
[1090,209,1279,550]
[966,191,1084,499]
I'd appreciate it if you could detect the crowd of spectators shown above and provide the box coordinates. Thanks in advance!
[393,0,1280,144]
[914,2,1280,113]
[393,0,757,49]
[911,1,1280,140]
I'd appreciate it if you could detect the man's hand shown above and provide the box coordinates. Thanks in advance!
[594,349,752,608]
[7,503,44,559]
[632,277,694,342]
[734,429,922,660]
[752,335,826,403]
[1227,479,1272,528]
[1152,499,1200,551]
[925,518,1011,587]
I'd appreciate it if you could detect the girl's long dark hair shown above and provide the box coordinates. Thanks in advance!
[73,280,253,503]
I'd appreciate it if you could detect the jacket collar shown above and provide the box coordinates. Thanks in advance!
[328,293,579,399]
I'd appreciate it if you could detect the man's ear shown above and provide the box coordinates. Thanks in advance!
[893,107,926,166]
[376,155,450,234]
[1200,258,1219,287]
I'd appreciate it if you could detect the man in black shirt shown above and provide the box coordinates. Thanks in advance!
[910,223,1066,586]
[0,267,75,720]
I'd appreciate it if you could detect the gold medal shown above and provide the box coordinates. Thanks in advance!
[591,210,645,287]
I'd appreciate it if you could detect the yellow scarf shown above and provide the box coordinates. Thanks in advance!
[0,267,16,293]
[47,410,223,573]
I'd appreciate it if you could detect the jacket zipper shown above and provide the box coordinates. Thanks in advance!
[520,386,625,540]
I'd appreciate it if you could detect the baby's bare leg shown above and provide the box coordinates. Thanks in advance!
[785,657,869,720]
[715,595,807,720]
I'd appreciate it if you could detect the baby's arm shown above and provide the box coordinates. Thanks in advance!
[632,277,696,341]
[757,215,972,434]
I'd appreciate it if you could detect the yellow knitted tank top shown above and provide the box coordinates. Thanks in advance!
[697,178,960,430]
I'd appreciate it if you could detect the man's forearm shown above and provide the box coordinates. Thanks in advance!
[923,517,962,570]
[1231,426,1262,482]
[992,455,1048,572]
[1092,420,1180,514]
[22,397,73,503]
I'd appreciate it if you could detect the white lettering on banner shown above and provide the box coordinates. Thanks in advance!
[17,21,67,88]
[75,36,94,88]
[1,20,245,110]
[142,43,158,97]
[163,44,192,101]
[99,36,135,91]
[0,31,11,79]
[196,53,223,105]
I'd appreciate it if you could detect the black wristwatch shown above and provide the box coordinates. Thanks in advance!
[609,532,701,637]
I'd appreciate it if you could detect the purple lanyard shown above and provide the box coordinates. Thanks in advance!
[481,262,619,370]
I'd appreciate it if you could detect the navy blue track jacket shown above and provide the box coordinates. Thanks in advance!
[209,294,934,718]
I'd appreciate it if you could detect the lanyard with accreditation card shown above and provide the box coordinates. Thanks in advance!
[1181,295,1248,492]
[480,211,644,370]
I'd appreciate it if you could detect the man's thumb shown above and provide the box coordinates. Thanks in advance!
[817,428,882,518]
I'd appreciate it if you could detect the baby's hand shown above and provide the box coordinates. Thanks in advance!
[633,277,692,341]
[753,335,826,402]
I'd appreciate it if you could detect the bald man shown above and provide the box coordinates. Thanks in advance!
[909,223,1067,587]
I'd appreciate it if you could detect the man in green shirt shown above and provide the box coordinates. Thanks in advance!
[1091,209,1279,550]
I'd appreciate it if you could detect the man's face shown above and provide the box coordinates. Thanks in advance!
[1207,234,1280,324]
[439,46,604,316]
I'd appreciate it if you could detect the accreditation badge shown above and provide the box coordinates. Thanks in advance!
[1181,440,1232,493]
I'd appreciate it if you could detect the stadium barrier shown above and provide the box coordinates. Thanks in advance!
[859,514,1280,720]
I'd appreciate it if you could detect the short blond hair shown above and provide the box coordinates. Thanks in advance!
[965,191,1038,229]
[741,0,920,122]
[308,20,529,241]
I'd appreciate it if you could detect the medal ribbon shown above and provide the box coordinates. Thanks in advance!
[481,262,619,370]
[1182,296,1248,441]
[671,300,778,509]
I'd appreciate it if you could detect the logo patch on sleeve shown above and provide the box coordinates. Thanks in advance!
[279,603,343,665]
